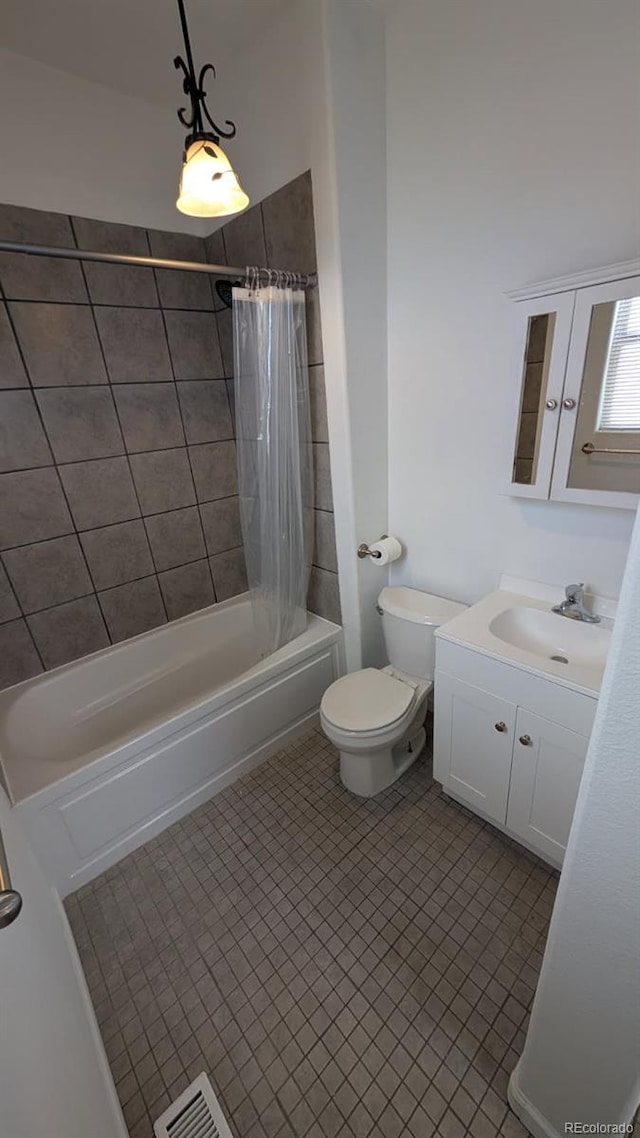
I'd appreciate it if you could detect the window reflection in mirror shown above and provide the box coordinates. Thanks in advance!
[568,294,640,493]
[512,312,555,484]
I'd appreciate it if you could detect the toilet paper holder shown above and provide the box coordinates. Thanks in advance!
[357,535,389,559]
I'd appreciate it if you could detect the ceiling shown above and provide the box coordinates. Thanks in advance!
[1,0,293,107]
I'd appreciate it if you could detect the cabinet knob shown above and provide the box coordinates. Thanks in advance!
[562,398,576,410]
[519,734,532,746]
[495,722,507,733]
[545,399,558,410]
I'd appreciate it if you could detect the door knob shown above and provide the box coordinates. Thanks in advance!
[0,830,22,929]
[519,734,532,746]
[495,722,507,732]
[562,398,576,410]
[545,399,558,410]
[0,889,22,929]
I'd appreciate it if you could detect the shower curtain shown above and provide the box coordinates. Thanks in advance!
[232,276,313,656]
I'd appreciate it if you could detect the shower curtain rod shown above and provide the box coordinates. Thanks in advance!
[0,240,317,287]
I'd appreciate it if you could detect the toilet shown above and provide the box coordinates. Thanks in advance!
[321,586,467,797]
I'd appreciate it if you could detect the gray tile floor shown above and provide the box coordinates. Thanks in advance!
[66,724,557,1138]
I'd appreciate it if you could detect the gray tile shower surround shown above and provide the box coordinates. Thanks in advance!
[0,173,339,689]
[67,725,553,1138]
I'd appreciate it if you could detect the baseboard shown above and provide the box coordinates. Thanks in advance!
[55,888,129,1138]
[508,1061,562,1138]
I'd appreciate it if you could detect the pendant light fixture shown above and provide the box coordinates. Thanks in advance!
[173,0,249,218]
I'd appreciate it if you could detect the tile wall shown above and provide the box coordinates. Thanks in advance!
[0,173,338,690]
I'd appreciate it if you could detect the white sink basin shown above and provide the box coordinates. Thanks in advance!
[436,589,613,695]
[489,606,611,671]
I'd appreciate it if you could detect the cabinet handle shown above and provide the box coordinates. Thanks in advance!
[519,734,532,746]
[562,398,576,410]
[495,722,507,733]
[545,399,558,410]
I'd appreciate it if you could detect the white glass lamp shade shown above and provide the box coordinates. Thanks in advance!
[176,138,249,218]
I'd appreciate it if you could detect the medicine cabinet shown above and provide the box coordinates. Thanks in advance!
[506,259,640,509]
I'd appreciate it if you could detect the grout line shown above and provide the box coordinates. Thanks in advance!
[0,493,241,554]
[0,553,21,618]
[1,285,93,667]
[0,548,44,672]
[0,372,235,392]
[77,256,169,631]
[0,434,236,473]
[67,215,80,252]
[155,293,218,606]
[56,257,119,645]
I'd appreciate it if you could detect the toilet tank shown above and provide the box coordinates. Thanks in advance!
[378,587,467,681]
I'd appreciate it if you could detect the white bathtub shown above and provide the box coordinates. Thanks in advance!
[0,594,343,896]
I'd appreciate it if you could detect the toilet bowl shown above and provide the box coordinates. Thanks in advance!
[320,587,466,797]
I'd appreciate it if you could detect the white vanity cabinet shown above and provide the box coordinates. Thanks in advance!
[434,639,596,868]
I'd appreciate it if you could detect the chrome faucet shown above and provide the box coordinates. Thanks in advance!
[552,583,600,623]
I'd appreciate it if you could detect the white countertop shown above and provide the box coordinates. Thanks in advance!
[435,589,613,697]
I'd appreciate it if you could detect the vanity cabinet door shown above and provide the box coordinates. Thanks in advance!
[505,291,576,500]
[434,672,516,824]
[506,708,589,864]
[550,275,640,510]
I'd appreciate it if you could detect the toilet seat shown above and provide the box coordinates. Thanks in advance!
[320,667,417,733]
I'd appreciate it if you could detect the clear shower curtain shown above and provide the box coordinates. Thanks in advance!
[232,280,313,656]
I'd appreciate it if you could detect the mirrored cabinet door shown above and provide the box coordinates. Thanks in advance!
[551,275,640,509]
[506,292,576,499]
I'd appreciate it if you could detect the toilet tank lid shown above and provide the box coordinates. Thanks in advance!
[378,586,467,626]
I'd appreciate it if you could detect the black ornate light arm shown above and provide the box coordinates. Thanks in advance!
[174,0,237,146]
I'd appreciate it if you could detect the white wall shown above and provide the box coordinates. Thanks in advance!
[319,0,389,666]
[0,787,127,1138]
[509,506,640,1134]
[386,0,640,606]
[0,5,317,238]
[0,48,204,234]
[205,1,319,232]
[0,2,321,238]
